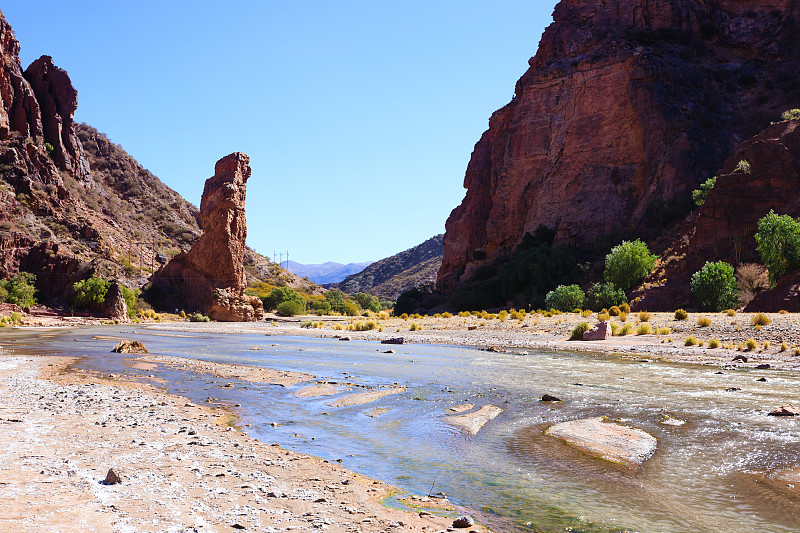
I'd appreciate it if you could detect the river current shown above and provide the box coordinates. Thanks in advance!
[7,325,800,532]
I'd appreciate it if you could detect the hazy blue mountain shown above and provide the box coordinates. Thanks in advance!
[285,260,373,284]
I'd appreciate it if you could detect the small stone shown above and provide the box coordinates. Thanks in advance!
[725,387,741,392]
[732,355,748,363]
[756,377,767,382]
[452,516,475,528]
[756,364,771,369]
[384,349,396,353]
[381,338,405,345]
[540,394,561,402]
[102,468,121,485]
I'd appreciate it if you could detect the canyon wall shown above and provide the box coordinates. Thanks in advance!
[438,0,800,291]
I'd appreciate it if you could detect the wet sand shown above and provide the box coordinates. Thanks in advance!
[0,353,488,532]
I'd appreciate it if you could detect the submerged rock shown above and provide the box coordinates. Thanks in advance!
[546,417,657,465]
[769,404,800,417]
[540,394,562,402]
[445,405,503,436]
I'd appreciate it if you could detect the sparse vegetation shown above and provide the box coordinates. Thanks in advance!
[570,322,590,341]
[734,159,751,174]
[745,338,758,351]
[685,336,698,346]
[692,176,717,207]
[638,311,651,322]
[707,338,720,349]
[636,323,653,335]
[751,313,771,326]
[675,309,688,320]
[781,108,800,121]
[697,316,711,327]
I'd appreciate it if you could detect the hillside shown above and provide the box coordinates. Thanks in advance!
[333,235,443,300]
[438,0,800,300]
[286,260,372,284]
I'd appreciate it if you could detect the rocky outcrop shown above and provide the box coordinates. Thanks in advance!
[438,0,800,291]
[23,56,90,180]
[633,119,800,310]
[149,153,263,321]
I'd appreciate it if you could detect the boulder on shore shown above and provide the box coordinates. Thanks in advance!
[583,321,611,341]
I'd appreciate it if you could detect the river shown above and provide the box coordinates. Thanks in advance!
[7,325,800,532]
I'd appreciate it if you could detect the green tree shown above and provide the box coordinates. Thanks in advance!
[275,300,304,317]
[72,276,110,310]
[782,109,800,121]
[120,286,139,319]
[343,300,360,316]
[690,261,740,311]
[354,292,380,313]
[262,287,306,312]
[545,284,585,312]
[604,239,657,291]
[1,273,37,308]
[309,300,331,315]
[691,176,717,207]
[585,282,627,310]
[755,210,800,285]
[324,290,346,313]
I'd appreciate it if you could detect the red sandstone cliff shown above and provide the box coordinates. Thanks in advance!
[149,153,264,321]
[438,0,800,291]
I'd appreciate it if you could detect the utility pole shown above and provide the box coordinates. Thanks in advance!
[286,251,289,272]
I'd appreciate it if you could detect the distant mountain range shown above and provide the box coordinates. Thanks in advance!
[285,260,373,284]
[330,235,443,300]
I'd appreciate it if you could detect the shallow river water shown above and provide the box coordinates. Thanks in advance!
[8,325,800,532]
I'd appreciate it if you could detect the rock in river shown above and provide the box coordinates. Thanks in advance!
[769,404,800,417]
[111,340,148,354]
[546,417,657,465]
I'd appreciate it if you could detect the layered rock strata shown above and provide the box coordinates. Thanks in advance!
[438,0,800,291]
[150,153,264,321]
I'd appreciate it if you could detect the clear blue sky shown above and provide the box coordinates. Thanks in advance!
[4,1,554,264]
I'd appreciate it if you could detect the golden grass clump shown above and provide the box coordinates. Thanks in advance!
[751,313,771,326]
[745,338,758,351]
[763,341,770,351]
[638,311,652,322]
[656,327,671,335]
[685,336,698,346]
[781,341,789,352]
[697,316,711,327]
[608,306,621,316]
[707,338,720,349]
[620,302,631,314]
[725,309,737,317]
[619,323,633,336]
[675,309,688,320]
[610,322,620,335]
[598,312,610,322]
[570,322,591,341]
[636,323,653,335]
[618,312,628,322]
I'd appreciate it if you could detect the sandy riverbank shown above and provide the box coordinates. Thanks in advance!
[146,310,800,371]
[0,352,489,532]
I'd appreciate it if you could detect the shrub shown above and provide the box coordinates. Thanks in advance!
[781,341,789,352]
[736,263,769,306]
[72,276,110,310]
[566,322,590,341]
[263,287,306,313]
[189,312,210,322]
[301,320,313,328]
[755,210,800,285]
[685,336,698,346]
[620,302,631,314]
[598,312,610,322]
[745,338,758,351]
[675,309,688,320]
[545,284,585,312]
[610,322,620,335]
[763,341,770,350]
[309,300,332,315]
[409,323,420,331]
[636,323,653,335]
[604,239,657,291]
[608,306,620,316]
[618,312,628,322]
[690,261,739,311]
[656,327,671,335]
[697,316,711,327]
[276,300,304,317]
[1,273,37,308]
[726,309,737,317]
[781,109,800,121]
[586,282,627,311]
[343,300,361,316]
[734,160,751,173]
[638,311,651,322]
[692,176,717,207]
[619,323,633,336]
[751,313,771,326]
[707,338,720,349]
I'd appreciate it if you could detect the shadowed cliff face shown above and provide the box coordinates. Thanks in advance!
[438,0,800,291]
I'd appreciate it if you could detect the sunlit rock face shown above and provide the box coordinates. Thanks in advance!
[438,0,800,291]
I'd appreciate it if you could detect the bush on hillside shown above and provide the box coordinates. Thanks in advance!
[690,261,740,311]
[691,176,717,207]
[545,284,585,312]
[604,239,657,291]
[781,109,800,121]
[585,282,627,310]
[755,210,800,285]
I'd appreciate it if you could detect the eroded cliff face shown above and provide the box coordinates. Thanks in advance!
[438,0,800,291]
[149,153,264,322]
